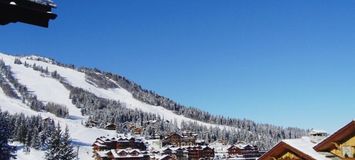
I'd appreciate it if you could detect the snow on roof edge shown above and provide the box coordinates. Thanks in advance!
[282,137,330,160]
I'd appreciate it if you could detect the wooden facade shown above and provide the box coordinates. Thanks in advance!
[186,146,215,160]
[105,123,117,130]
[93,136,148,160]
[163,132,197,147]
[163,133,183,146]
[162,145,214,160]
[162,147,188,160]
[228,143,264,158]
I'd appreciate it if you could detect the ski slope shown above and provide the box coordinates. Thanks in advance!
[0,72,117,159]
[0,53,238,131]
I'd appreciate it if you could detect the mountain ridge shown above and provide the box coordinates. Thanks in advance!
[0,52,306,159]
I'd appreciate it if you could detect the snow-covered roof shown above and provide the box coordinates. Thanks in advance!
[282,137,330,160]
[111,149,120,158]
[117,148,141,153]
[93,142,106,147]
[156,155,172,160]
[96,150,109,158]
[96,149,147,158]
[229,142,256,150]
[95,134,145,143]
[27,0,56,7]
[309,129,327,134]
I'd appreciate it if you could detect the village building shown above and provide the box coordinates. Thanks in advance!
[92,135,147,152]
[162,147,188,160]
[85,120,99,128]
[186,145,215,160]
[227,142,264,158]
[161,145,215,160]
[92,135,148,160]
[163,133,183,146]
[105,123,117,130]
[259,120,355,160]
[162,132,197,147]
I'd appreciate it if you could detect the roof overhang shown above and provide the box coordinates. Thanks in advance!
[259,141,316,160]
[0,0,57,27]
[314,120,355,151]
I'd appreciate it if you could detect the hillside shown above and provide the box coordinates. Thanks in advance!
[0,52,306,159]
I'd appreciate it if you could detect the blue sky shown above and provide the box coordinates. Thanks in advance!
[1,0,355,132]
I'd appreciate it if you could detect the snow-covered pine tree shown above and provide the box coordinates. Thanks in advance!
[31,128,41,150]
[0,110,15,160]
[45,123,62,160]
[25,129,32,148]
[59,126,76,160]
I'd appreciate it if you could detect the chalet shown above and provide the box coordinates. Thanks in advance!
[187,145,215,160]
[116,137,146,150]
[181,131,198,146]
[175,147,188,159]
[133,127,143,135]
[163,133,183,146]
[105,123,117,130]
[0,0,57,27]
[163,132,197,147]
[93,137,118,151]
[92,135,147,159]
[202,146,215,158]
[162,147,188,160]
[259,120,355,160]
[228,142,264,158]
[85,120,99,128]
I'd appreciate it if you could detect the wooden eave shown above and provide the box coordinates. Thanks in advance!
[259,141,316,160]
[0,0,57,27]
[314,120,355,152]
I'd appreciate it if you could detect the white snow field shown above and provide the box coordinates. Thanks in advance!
[0,53,240,159]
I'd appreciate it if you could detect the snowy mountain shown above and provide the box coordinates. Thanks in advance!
[0,52,306,159]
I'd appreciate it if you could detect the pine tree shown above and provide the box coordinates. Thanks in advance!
[59,126,76,160]
[31,128,41,149]
[15,120,27,143]
[41,119,55,150]
[25,129,32,147]
[45,124,62,160]
[0,111,15,160]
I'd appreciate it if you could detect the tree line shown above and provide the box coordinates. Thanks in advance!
[0,109,75,160]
